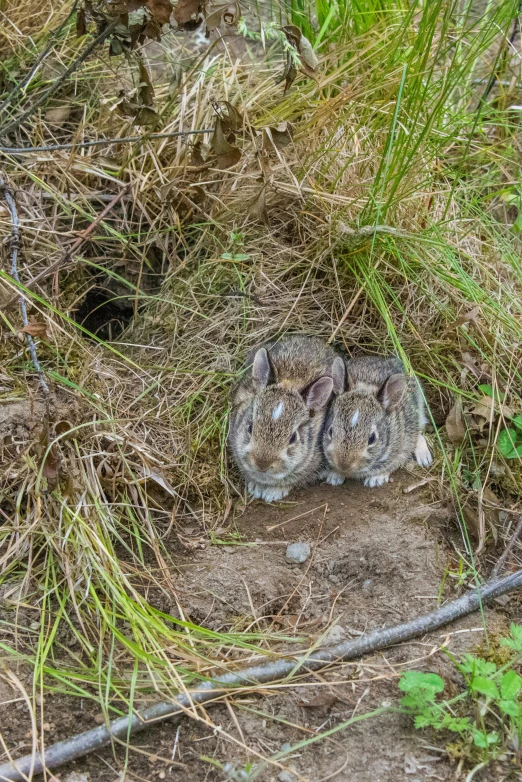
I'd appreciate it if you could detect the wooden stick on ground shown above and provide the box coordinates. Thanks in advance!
[1,567,521,782]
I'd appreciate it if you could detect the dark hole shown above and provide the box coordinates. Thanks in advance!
[73,287,135,341]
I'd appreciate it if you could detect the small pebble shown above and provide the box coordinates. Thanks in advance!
[278,772,296,782]
[285,542,311,564]
[280,742,292,753]
[362,578,373,596]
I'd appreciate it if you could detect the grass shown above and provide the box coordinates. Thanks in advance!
[1,0,522,774]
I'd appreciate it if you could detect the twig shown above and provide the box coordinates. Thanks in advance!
[3,187,129,311]
[0,1,78,117]
[0,176,49,396]
[0,128,214,155]
[1,567,522,782]
[0,19,118,138]
[492,514,522,580]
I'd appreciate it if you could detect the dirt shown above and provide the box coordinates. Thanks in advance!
[1,474,520,782]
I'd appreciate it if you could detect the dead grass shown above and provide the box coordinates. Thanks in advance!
[0,0,522,743]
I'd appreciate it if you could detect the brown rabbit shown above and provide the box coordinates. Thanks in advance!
[229,335,337,501]
[322,355,432,487]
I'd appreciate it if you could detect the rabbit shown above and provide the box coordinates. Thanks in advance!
[229,335,338,502]
[321,355,432,488]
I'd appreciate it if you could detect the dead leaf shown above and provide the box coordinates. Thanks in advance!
[45,105,71,125]
[471,395,494,429]
[173,0,204,27]
[461,351,483,379]
[138,60,154,106]
[223,2,239,25]
[76,8,87,36]
[248,185,269,224]
[219,100,242,131]
[204,3,228,32]
[445,400,466,445]
[298,693,338,710]
[134,106,160,126]
[443,305,480,334]
[265,122,294,151]
[211,117,241,169]
[42,445,61,488]
[146,0,173,25]
[298,33,319,71]
[282,25,318,80]
[22,321,47,340]
[462,504,480,541]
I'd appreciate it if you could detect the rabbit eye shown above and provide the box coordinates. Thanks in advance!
[247,422,253,436]
[368,432,377,446]
[289,431,298,445]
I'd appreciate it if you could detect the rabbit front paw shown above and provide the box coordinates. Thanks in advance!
[364,474,389,488]
[323,470,345,486]
[247,482,288,502]
[415,434,433,467]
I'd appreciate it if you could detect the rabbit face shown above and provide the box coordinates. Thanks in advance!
[323,393,387,477]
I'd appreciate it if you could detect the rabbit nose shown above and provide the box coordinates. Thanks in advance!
[252,456,274,473]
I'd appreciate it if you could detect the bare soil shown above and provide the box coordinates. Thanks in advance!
[1,473,520,782]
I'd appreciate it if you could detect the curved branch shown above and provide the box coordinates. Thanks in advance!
[1,568,521,782]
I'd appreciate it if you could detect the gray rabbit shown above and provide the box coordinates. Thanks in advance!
[322,355,432,487]
[229,335,337,501]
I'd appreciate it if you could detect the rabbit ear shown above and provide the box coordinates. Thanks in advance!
[252,348,271,389]
[379,373,407,411]
[332,356,345,395]
[305,376,334,411]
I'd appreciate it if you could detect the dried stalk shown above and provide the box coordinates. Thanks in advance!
[1,568,521,782]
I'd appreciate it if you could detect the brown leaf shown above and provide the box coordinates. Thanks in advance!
[445,400,466,445]
[223,2,239,25]
[265,122,294,150]
[146,0,172,25]
[461,351,483,379]
[45,105,71,125]
[127,0,148,8]
[299,693,338,710]
[220,100,243,131]
[173,0,204,27]
[248,185,269,224]
[443,306,480,334]
[276,57,297,92]
[211,117,241,169]
[138,60,154,106]
[134,106,160,126]
[282,25,318,79]
[298,33,319,71]
[22,321,47,340]
[144,19,162,40]
[205,3,228,32]
[471,394,494,428]
[42,445,61,488]
[76,8,87,36]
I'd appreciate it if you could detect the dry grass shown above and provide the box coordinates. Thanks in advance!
[0,0,522,735]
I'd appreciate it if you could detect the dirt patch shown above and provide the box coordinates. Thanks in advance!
[0,475,518,781]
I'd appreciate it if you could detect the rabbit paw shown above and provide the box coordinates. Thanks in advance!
[415,434,433,467]
[323,470,345,486]
[364,474,389,488]
[248,482,288,502]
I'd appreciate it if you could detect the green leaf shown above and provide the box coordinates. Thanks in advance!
[459,655,497,677]
[399,671,445,694]
[501,624,522,652]
[511,415,522,431]
[497,428,519,457]
[471,676,499,700]
[500,670,522,700]
[478,383,494,398]
[472,729,499,748]
[499,699,520,717]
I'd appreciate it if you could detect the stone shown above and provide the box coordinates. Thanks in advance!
[285,542,311,564]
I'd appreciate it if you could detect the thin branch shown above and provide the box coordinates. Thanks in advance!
[1,567,522,782]
[3,187,129,311]
[0,128,214,155]
[0,176,49,396]
[0,19,118,138]
[0,1,78,117]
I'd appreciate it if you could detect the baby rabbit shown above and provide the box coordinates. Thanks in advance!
[322,355,432,487]
[229,335,337,502]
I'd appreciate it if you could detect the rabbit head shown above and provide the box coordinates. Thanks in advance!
[323,356,408,477]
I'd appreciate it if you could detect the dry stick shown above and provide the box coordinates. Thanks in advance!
[3,187,129,311]
[0,19,118,138]
[0,128,214,155]
[0,177,49,396]
[1,568,522,782]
